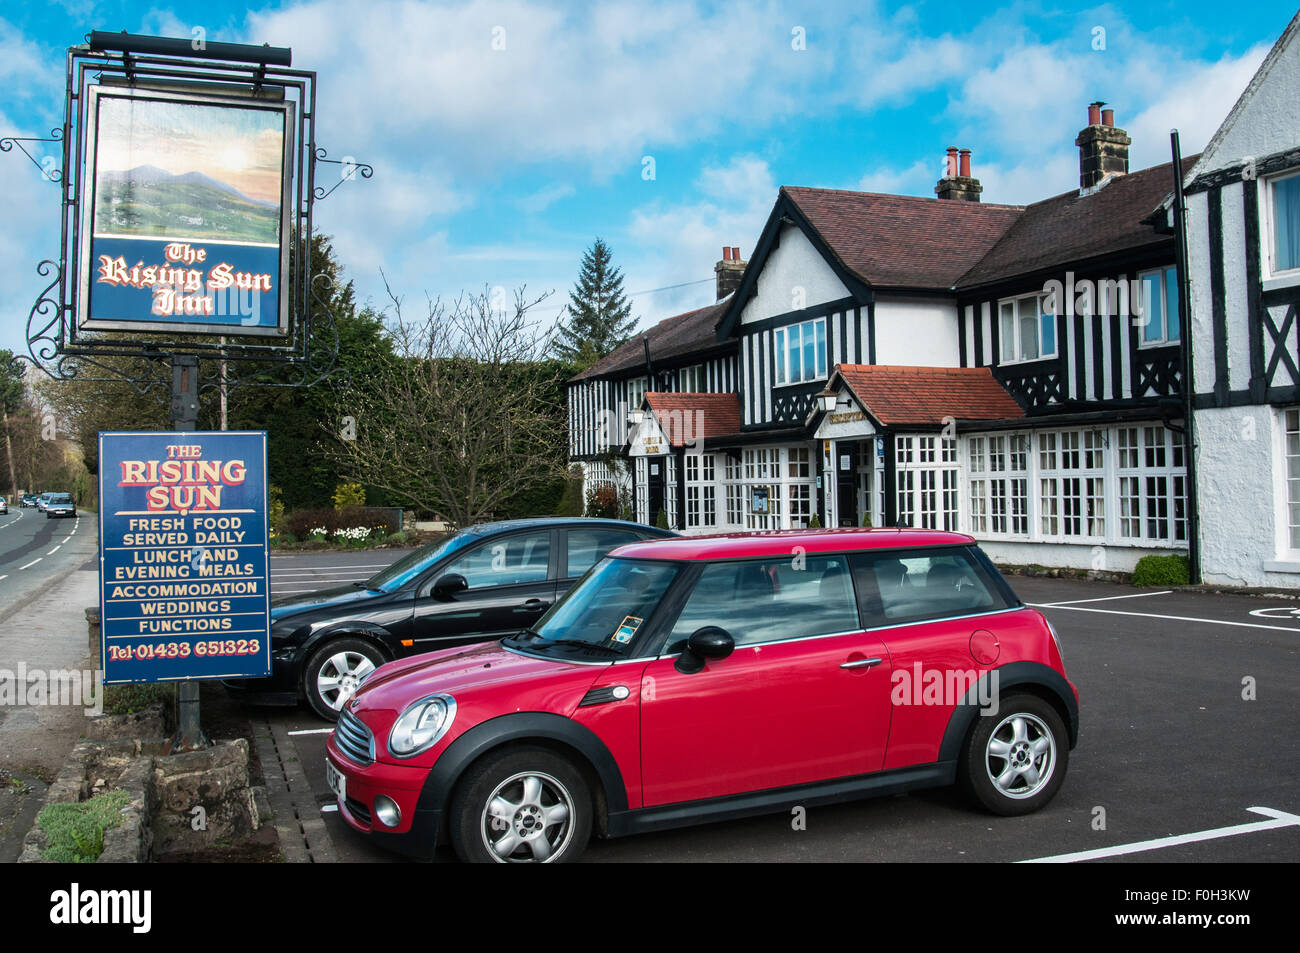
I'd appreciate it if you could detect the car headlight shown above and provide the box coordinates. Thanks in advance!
[388,694,456,759]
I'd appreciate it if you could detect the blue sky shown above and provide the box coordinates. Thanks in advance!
[2,1,1297,354]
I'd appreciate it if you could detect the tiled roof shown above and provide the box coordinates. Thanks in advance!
[956,157,1198,288]
[643,392,742,446]
[835,364,1024,426]
[782,186,1025,290]
[569,299,731,382]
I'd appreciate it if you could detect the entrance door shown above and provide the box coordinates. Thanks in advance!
[647,458,666,525]
[836,442,860,527]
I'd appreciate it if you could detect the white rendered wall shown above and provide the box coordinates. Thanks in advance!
[873,296,961,367]
[740,224,849,324]
[1195,405,1300,587]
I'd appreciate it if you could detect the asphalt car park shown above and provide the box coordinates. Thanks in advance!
[251,550,1300,863]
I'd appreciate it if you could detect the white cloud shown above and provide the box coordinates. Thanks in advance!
[625,154,777,324]
[517,182,575,214]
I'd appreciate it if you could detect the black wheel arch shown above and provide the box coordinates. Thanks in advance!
[938,661,1079,764]
[416,712,629,834]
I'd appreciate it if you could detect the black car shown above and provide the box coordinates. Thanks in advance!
[225,517,674,719]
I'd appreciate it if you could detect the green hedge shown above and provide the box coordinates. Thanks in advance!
[1132,554,1190,587]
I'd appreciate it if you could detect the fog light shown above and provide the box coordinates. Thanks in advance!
[373,795,402,828]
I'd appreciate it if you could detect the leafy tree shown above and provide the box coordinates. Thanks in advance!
[0,352,27,497]
[553,238,636,370]
[329,283,569,528]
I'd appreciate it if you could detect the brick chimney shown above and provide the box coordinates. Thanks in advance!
[1075,101,1131,190]
[935,146,982,202]
[715,246,746,300]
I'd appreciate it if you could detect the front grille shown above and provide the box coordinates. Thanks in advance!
[345,797,372,826]
[334,709,375,765]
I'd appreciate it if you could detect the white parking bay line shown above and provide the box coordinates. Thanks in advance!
[47,545,61,555]
[1027,602,1300,633]
[288,728,335,736]
[19,558,41,570]
[1019,807,1300,863]
[321,804,339,813]
[1037,590,1172,607]
[61,535,72,543]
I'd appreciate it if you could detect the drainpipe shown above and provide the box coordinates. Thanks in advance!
[1169,130,1202,584]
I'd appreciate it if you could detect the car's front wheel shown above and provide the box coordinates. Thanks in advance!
[302,637,386,720]
[449,746,592,863]
[959,692,1068,816]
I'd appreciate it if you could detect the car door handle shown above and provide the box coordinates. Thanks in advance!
[516,599,552,612]
[840,657,883,669]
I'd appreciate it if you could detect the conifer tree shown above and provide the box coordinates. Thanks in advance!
[554,238,636,369]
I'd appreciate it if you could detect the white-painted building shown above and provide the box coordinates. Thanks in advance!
[1176,12,1300,586]
[568,12,1300,585]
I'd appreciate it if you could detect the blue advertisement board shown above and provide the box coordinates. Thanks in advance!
[77,85,293,338]
[98,431,271,684]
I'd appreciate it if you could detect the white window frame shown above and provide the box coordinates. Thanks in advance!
[966,434,1030,538]
[1280,408,1300,556]
[997,292,1057,365]
[1037,429,1107,541]
[685,452,717,529]
[1262,169,1300,287]
[895,435,959,531]
[1115,426,1187,544]
[773,317,828,386]
[678,364,705,393]
[1136,266,1181,348]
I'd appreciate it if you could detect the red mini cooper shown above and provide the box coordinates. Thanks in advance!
[326,529,1078,862]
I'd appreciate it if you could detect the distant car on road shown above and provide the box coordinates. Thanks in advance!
[45,494,77,519]
[224,517,677,720]
[20,494,36,507]
[0,497,7,515]
[35,493,54,512]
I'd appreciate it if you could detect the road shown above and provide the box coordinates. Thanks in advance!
[248,550,1300,864]
[0,506,96,621]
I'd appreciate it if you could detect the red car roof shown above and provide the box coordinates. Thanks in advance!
[609,528,975,562]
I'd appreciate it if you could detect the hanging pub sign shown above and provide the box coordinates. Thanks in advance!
[77,84,294,337]
[98,431,272,684]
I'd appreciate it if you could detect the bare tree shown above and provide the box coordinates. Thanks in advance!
[330,280,568,528]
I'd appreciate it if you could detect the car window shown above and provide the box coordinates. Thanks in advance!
[854,549,1007,625]
[565,529,641,578]
[530,557,680,652]
[443,530,551,588]
[667,555,859,650]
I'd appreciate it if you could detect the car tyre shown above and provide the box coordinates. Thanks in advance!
[302,637,386,721]
[959,692,1068,817]
[449,746,592,864]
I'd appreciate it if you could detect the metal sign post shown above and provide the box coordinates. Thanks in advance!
[170,355,206,749]
[4,33,372,752]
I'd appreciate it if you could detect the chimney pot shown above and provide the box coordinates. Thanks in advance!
[945,146,959,178]
[1076,103,1130,190]
[715,246,746,300]
[959,149,971,178]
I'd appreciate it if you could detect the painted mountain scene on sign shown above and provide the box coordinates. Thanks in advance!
[91,95,286,245]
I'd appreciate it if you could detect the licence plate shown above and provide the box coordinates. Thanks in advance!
[326,760,346,801]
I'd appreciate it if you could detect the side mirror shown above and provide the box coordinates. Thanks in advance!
[674,626,734,674]
[432,573,469,599]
